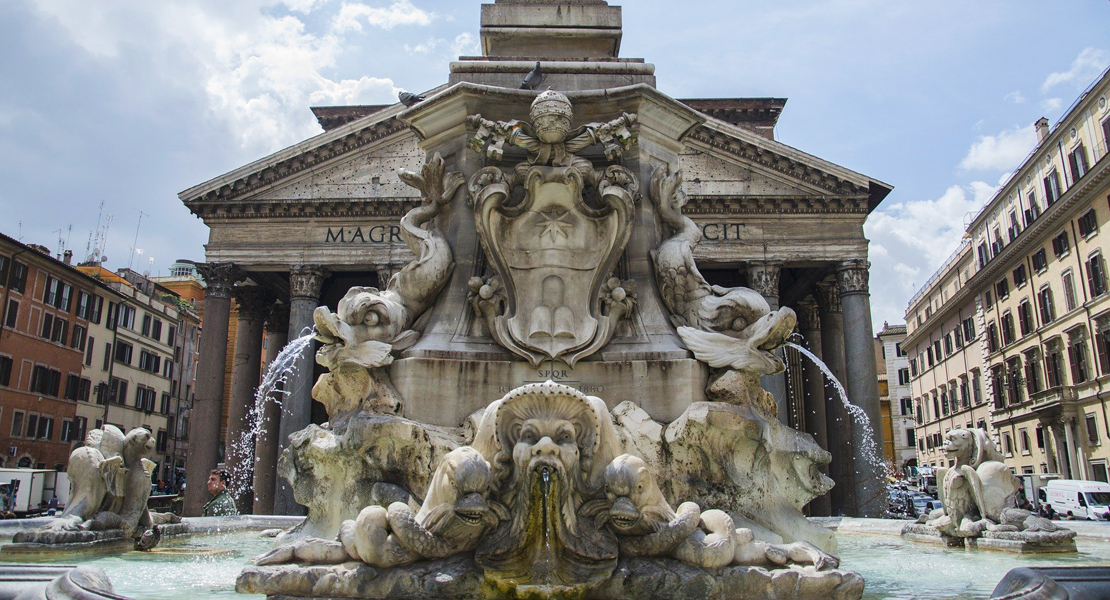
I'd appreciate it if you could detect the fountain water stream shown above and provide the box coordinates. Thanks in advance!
[786,342,888,476]
[227,332,315,505]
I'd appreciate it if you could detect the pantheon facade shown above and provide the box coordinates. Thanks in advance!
[179,0,892,518]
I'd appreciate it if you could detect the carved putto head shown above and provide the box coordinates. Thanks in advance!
[530,89,574,144]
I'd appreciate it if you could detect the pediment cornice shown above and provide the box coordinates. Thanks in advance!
[187,197,420,221]
[687,119,891,211]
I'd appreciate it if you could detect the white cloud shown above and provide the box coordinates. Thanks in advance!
[958,124,1036,172]
[281,0,331,13]
[1003,90,1025,104]
[866,182,999,326]
[1041,97,1064,113]
[404,32,479,57]
[1043,47,1109,92]
[333,1,435,33]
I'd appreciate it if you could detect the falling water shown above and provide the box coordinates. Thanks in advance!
[786,341,887,474]
[227,332,316,504]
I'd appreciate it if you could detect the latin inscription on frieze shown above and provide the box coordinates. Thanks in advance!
[697,222,746,242]
[497,366,606,395]
[322,225,403,245]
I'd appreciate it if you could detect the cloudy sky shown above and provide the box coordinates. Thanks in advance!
[1,0,1108,328]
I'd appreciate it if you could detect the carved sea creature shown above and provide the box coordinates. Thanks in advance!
[594,454,839,571]
[648,165,796,377]
[312,152,463,416]
[928,428,1066,539]
[255,447,503,567]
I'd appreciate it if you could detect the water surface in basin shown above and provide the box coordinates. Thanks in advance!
[838,531,1110,599]
[9,530,1110,598]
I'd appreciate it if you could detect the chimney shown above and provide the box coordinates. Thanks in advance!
[1035,117,1050,143]
[63,250,73,265]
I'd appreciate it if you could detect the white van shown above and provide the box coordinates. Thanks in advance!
[1044,479,1110,520]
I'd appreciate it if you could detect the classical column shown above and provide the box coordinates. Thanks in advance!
[274,264,329,515]
[837,259,886,518]
[1062,416,1083,481]
[797,296,832,516]
[183,262,240,516]
[253,304,288,515]
[749,262,787,423]
[1050,420,1071,478]
[816,279,856,515]
[224,286,271,514]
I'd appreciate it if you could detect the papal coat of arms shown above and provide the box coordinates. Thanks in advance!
[467,90,639,366]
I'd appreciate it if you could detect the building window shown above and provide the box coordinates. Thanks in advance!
[0,255,7,289]
[1069,143,1089,182]
[1033,248,1048,272]
[156,429,168,453]
[972,370,983,404]
[900,397,912,416]
[895,342,906,357]
[8,262,27,294]
[1018,299,1034,337]
[1003,432,1014,456]
[1045,342,1065,388]
[954,324,964,348]
[988,322,999,353]
[934,340,943,361]
[927,346,935,367]
[1038,285,1056,324]
[1013,264,1028,288]
[991,366,1005,409]
[109,377,128,404]
[117,304,135,330]
[907,429,916,447]
[102,343,111,371]
[30,366,61,397]
[0,355,11,387]
[1001,311,1015,346]
[1078,208,1098,238]
[4,299,17,329]
[910,358,918,377]
[1044,169,1062,204]
[138,350,161,374]
[151,319,162,342]
[1097,321,1110,376]
[963,317,976,341]
[1087,251,1107,297]
[1063,270,1078,312]
[960,377,971,408]
[944,333,953,355]
[84,337,95,367]
[996,278,1010,300]
[1026,190,1041,225]
[1052,231,1070,258]
[978,242,990,268]
[141,314,151,336]
[10,411,23,437]
[60,420,73,443]
[75,291,91,320]
[114,342,133,365]
[1006,357,1023,405]
[1036,426,1046,449]
[940,388,950,416]
[1068,332,1090,385]
[1024,349,1043,396]
[70,324,86,351]
[898,368,910,386]
[1087,413,1100,445]
[985,290,994,310]
[1020,429,1031,454]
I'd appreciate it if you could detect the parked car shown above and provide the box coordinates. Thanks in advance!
[912,495,942,517]
[1044,480,1110,520]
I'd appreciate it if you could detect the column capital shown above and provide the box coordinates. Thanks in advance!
[289,264,329,300]
[196,262,242,299]
[233,286,273,320]
[836,259,870,296]
[815,278,842,314]
[265,302,290,334]
[796,295,821,331]
[747,261,782,299]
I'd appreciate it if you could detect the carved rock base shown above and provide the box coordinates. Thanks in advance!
[901,523,1078,553]
[3,523,189,555]
[237,556,864,600]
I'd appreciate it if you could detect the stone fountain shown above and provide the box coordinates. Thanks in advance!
[236,88,866,599]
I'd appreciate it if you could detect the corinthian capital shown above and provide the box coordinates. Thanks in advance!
[747,262,782,299]
[265,302,289,334]
[796,296,822,332]
[815,278,841,314]
[196,263,241,299]
[289,264,329,300]
[233,286,274,320]
[836,259,870,296]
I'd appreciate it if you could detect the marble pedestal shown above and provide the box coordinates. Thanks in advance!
[901,523,1078,554]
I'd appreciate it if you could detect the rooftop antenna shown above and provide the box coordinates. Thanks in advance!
[127,209,148,270]
[52,229,63,258]
[98,214,113,266]
[85,202,105,262]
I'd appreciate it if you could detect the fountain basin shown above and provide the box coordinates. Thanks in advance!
[3,518,1110,599]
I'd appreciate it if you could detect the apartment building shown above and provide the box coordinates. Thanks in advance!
[0,234,109,469]
[877,323,917,470]
[905,66,1110,480]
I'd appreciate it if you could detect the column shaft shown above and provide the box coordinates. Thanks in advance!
[273,265,328,516]
[253,305,288,516]
[183,263,239,516]
[798,297,832,516]
[1063,418,1082,481]
[1051,423,1071,478]
[749,263,787,423]
[817,280,855,516]
[838,260,886,518]
[225,289,269,514]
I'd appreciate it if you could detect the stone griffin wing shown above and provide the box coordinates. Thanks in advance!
[99,455,126,499]
[936,467,948,507]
